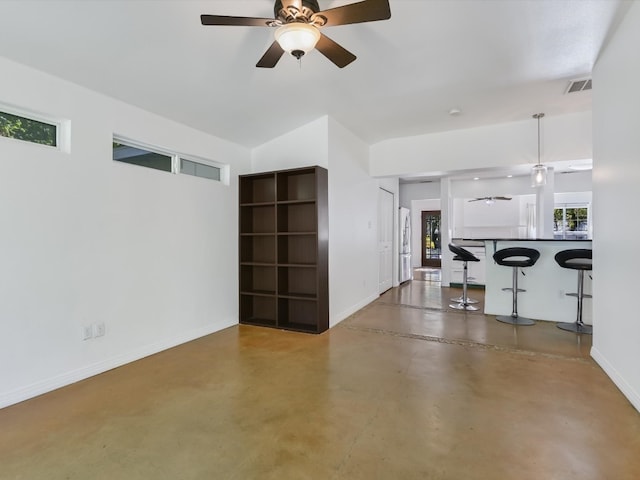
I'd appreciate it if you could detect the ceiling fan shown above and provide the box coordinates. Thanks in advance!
[200,0,391,68]
[469,196,512,205]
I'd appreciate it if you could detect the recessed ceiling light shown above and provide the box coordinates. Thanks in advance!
[473,177,480,180]
[507,175,513,178]
[449,108,461,116]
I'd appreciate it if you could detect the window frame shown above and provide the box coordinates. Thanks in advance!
[113,134,228,185]
[179,156,225,183]
[553,203,591,240]
[0,102,69,152]
[112,137,174,173]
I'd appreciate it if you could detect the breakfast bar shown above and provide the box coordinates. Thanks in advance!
[456,239,593,324]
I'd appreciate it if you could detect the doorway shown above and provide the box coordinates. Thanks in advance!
[421,210,441,267]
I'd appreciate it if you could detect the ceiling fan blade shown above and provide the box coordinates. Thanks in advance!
[495,196,512,201]
[468,198,484,202]
[256,41,285,68]
[315,34,356,68]
[201,15,274,27]
[314,0,391,27]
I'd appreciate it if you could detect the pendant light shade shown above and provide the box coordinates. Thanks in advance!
[531,164,547,187]
[275,23,321,59]
[531,113,546,187]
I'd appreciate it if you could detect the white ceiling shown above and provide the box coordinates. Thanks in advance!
[0,0,631,149]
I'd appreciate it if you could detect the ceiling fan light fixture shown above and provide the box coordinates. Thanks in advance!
[275,23,320,59]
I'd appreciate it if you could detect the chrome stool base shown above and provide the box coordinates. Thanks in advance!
[450,303,479,311]
[450,296,479,304]
[557,322,592,335]
[496,315,535,326]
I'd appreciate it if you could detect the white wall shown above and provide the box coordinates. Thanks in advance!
[455,198,522,236]
[400,181,441,208]
[555,191,591,204]
[0,57,250,408]
[592,2,640,412]
[452,175,532,198]
[250,117,329,171]
[370,111,592,178]
[451,175,530,238]
[328,118,388,325]
[251,116,389,327]
[555,170,592,192]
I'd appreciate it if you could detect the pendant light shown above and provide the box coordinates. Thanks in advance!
[531,113,547,187]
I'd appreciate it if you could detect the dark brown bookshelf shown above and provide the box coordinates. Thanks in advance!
[240,235,276,264]
[240,173,275,204]
[240,294,277,328]
[239,166,328,334]
[276,170,316,202]
[240,205,275,234]
[277,234,317,265]
[277,203,317,233]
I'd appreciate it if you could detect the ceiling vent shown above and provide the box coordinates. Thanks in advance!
[566,78,592,94]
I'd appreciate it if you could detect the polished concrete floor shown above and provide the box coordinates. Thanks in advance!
[1,277,639,479]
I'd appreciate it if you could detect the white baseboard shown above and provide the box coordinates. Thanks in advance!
[0,318,237,410]
[591,347,640,413]
[330,293,379,328]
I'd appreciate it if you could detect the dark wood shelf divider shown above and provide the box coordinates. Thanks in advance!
[239,166,328,334]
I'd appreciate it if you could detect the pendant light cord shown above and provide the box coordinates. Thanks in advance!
[533,112,544,167]
[537,115,540,165]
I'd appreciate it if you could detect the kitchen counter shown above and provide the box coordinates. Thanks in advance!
[456,238,591,241]
[455,239,592,323]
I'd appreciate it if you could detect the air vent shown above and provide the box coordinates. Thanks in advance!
[566,79,592,94]
[399,178,433,184]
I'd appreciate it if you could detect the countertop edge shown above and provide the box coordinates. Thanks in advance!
[454,238,592,242]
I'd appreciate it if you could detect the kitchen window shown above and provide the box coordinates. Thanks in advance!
[554,204,590,240]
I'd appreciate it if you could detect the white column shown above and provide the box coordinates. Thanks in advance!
[440,177,453,285]
[535,167,555,238]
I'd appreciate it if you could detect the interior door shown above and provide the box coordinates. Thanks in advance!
[378,188,394,293]
[421,210,442,267]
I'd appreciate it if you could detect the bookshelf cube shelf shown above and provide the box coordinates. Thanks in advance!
[239,166,328,334]
[240,235,276,265]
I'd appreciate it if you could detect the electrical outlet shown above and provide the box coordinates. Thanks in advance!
[95,322,105,337]
[82,325,93,341]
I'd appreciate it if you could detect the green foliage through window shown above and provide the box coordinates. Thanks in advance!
[554,205,589,239]
[0,110,57,147]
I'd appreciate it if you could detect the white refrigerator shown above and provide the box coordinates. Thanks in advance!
[399,207,412,283]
